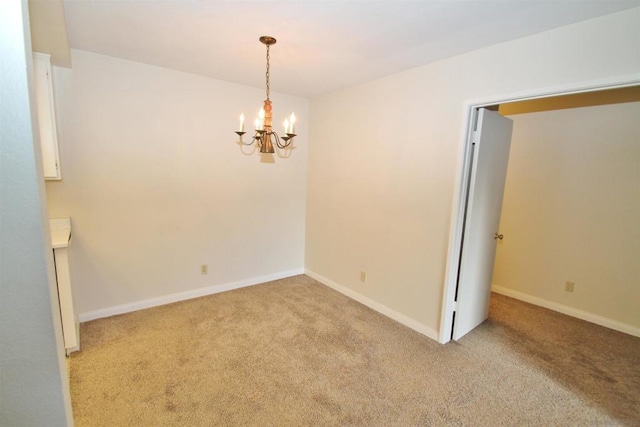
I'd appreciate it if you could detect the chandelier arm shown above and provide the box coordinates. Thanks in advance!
[271,132,283,150]
[239,135,256,146]
[276,133,294,149]
[272,131,288,149]
[235,131,260,146]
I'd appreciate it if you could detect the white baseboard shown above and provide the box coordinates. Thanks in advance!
[79,268,305,322]
[491,285,640,338]
[305,269,439,342]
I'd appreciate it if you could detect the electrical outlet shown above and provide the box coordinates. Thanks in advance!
[201,264,208,275]
[360,271,367,283]
[565,281,574,293]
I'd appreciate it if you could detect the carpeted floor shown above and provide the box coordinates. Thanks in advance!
[69,275,640,426]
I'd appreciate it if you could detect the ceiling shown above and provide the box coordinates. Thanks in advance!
[29,0,72,67]
[62,0,640,99]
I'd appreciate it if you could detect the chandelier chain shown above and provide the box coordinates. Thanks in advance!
[265,44,270,100]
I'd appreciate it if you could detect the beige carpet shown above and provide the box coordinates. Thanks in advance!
[70,275,640,426]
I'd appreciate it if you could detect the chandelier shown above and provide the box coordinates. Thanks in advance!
[235,36,296,154]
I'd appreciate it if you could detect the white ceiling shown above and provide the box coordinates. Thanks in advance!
[29,0,72,67]
[63,0,640,98]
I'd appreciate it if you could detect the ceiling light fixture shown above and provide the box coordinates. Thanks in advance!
[235,36,296,154]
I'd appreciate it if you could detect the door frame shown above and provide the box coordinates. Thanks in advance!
[438,73,640,344]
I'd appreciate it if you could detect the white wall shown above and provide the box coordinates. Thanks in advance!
[493,102,640,329]
[46,49,309,317]
[306,8,640,338]
[0,0,72,424]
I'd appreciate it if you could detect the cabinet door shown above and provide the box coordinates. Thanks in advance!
[33,52,61,180]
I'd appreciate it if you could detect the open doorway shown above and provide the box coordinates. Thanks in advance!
[439,79,640,344]
[491,91,640,337]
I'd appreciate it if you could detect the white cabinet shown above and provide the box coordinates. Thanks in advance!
[33,52,61,180]
[50,218,79,354]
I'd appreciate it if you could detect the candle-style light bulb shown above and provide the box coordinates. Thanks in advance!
[289,113,296,134]
[284,119,289,134]
[254,118,260,130]
[239,113,245,132]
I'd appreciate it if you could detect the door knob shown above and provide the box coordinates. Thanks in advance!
[494,233,504,240]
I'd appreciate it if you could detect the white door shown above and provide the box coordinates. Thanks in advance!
[452,108,513,340]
